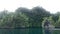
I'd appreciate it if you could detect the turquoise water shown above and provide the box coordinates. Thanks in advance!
[0,28,42,34]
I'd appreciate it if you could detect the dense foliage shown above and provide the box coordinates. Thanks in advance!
[0,6,59,28]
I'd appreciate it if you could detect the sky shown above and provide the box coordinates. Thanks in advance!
[0,0,60,13]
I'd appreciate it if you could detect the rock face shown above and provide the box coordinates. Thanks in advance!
[42,20,55,34]
[49,24,55,30]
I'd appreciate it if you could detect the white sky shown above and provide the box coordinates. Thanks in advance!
[0,0,60,13]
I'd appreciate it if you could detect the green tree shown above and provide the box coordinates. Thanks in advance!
[55,16,60,27]
[48,16,55,25]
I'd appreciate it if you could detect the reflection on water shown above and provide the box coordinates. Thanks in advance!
[43,28,60,34]
[0,28,42,34]
[53,30,60,34]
